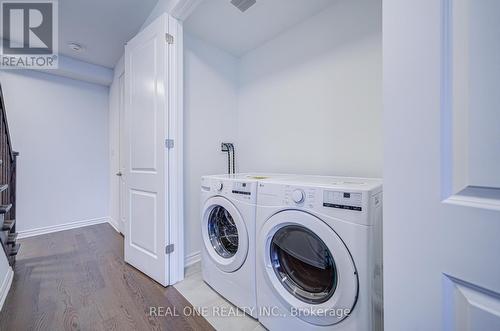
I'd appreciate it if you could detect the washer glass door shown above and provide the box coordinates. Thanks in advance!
[270,225,337,304]
[202,196,249,272]
[208,205,239,258]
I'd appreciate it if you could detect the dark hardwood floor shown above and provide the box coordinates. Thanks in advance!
[0,223,214,331]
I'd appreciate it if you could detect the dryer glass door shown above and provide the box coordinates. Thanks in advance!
[261,210,358,325]
[270,225,337,304]
[208,205,238,258]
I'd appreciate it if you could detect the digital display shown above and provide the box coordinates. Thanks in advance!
[232,182,251,196]
[232,190,251,195]
[323,190,362,211]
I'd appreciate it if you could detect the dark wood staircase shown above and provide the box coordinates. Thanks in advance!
[0,83,19,266]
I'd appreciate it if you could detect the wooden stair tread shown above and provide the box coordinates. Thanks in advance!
[7,255,15,266]
[8,243,20,256]
[7,233,17,244]
[0,184,8,193]
[0,204,12,214]
[2,219,15,231]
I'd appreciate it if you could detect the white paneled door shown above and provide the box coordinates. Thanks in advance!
[384,0,500,330]
[124,14,171,286]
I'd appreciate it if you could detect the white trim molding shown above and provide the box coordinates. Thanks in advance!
[0,267,13,311]
[166,15,185,285]
[168,0,204,21]
[40,55,113,86]
[107,218,122,234]
[17,217,109,239]
[185,251,201,268]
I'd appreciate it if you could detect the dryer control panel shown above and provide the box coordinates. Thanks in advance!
[284,187,316,208]
[323,191,363,211]
[257,178,382,226]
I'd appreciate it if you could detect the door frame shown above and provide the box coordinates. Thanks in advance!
[118,72,125,233]
[110,56,125,234]
[166,15,184,284]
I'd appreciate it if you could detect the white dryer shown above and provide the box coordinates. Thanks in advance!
[255,176,383,330]
[201,173,292,318]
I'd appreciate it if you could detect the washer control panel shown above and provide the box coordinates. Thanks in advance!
[323,190,362,211]
[231,181,252,196]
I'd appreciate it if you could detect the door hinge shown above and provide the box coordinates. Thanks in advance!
[165,244,174,254]
[165,139,174,149]
[165,33,174,44]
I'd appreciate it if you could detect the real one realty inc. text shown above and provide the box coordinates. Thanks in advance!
[149,306,351,318]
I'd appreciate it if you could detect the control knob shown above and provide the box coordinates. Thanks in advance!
[292,189,305,204]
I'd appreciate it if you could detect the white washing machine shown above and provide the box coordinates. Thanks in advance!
[256,176,383,330]
[201,173,293,318]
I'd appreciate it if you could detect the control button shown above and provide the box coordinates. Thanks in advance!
[292,189,305,204]
[216,182,223,191]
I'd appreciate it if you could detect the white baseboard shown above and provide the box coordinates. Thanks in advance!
[107,218,122,234]
[185,250,201,267]
[0,267,13,311]
[17,217,109,239]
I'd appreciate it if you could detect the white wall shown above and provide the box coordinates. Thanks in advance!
[236,0,382,177]
[0,70,110,233]
[183,33,238,259]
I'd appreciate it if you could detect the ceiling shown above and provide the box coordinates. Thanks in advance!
[59,0,158,68]
[184,0,335,57]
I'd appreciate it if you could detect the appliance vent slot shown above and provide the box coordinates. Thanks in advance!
[230,0,256,12]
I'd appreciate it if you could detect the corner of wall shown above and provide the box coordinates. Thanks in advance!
[113,55,125,80]
[107,217,121,234]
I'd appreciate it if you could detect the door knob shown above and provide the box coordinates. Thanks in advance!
[116,172,123,177]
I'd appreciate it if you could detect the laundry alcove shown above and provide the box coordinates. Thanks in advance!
[181,0,382,276]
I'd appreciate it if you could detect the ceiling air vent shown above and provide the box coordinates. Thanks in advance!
[230,0,256,12]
